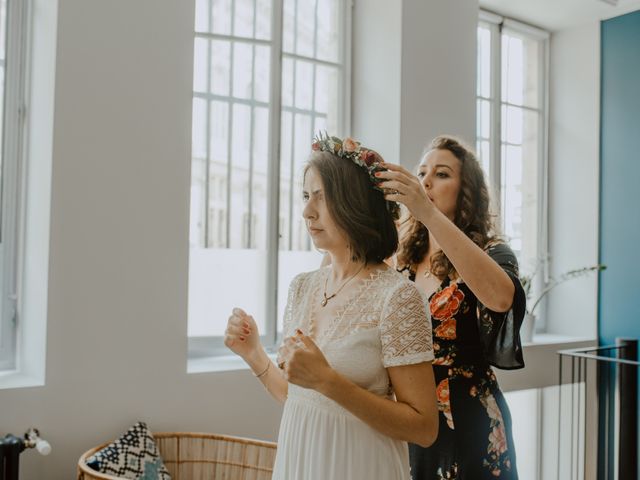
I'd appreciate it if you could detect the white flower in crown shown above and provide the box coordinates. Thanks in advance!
[342,137,360,153]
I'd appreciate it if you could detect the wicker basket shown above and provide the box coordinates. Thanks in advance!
[77,432,277,480]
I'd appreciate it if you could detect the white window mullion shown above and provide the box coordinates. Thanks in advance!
[340,0,352,135]
[490,20,502,213]
[264,0,283,346]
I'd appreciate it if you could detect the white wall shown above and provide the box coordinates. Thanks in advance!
[546,22,600,337]
[1,1,283,478]
[399,1,478,166]
[352,0,477,167]
[0,1,479,478]
[351,0,402,160]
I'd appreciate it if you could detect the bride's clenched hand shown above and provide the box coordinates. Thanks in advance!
[224,307,261,360]
[281,331,336,390]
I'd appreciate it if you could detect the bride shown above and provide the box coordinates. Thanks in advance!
[224,134,438,479]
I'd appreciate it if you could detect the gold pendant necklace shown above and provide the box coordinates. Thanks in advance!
[321,265,365,307]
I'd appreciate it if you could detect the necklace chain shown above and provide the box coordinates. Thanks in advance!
[321,265,365,308]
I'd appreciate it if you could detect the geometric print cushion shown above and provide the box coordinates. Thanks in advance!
[86,422,171,480]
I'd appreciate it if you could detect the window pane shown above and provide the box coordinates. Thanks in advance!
[192,98,208,160]
[195,0,211,33]
[234,0,255,38]
[254,45,271,103]
[255,0,272,40]
[295,0,316,58]
[316,0,340,63]
[314,65,339,116]
[502,30,541,109]
[501,120,539,269]
[211,0,232,35]
[193,38,208,93]
[210,40,231,96]
[294,59,314,110]
[502,105,523,145]
[209,100,229,165]
[251,106,270,250]
[477,25,491,98]
[282,56,294,107]
[232,42,253,100]
[477,98,491,140]
[283,0,295,54]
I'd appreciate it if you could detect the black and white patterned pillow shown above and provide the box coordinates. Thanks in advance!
[86,422,171,480]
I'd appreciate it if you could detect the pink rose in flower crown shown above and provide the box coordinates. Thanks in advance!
[361,149,377,167]
[311,141,321,151]
[342,137,359,153]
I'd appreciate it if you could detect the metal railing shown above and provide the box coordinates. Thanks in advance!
[558,338,638,480]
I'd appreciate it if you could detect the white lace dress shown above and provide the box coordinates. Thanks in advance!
[272,267,434,480]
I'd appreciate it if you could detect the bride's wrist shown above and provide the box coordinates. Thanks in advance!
[316,368,341,396]
[244,348,268,373]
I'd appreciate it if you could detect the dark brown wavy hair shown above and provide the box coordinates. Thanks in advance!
[396,135,498,279]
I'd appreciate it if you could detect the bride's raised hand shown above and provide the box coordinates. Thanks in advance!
[375,162,435,221]
[224,307,261,359]
[283,331,335,390]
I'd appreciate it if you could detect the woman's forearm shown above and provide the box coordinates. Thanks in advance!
[245,348,288,404]
[316,370,437,447]
[418,206,514,312]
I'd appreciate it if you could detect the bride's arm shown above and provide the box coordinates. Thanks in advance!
[321,360,438,447]
[244,348,289,404]
[225,308,288,404]
[285,335,438,447]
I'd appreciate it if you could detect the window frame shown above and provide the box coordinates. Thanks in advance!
[0,0,30,372]
[477,10,550,330]
[188,0,352,359]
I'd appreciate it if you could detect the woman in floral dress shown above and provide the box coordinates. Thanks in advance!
[377,136,526,479]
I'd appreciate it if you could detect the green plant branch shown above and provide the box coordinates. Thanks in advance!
[526,264,606,315]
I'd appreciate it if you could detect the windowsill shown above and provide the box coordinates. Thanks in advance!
[0,370,45,390]
[497,333,597,392]
[188,352,279,375]
[522,332,595,347]
[187,334,597,376]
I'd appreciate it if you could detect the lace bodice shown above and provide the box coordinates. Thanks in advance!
[281,267,434,401]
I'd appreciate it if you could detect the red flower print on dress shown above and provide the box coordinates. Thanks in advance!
[434,318,457,340]
[430,284,465,320]
[436,378,455,430]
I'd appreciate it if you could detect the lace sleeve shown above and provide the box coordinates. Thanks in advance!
[477,243,526,370]
[379,281,434,367]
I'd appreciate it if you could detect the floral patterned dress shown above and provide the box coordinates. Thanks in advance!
[403,243,526,480]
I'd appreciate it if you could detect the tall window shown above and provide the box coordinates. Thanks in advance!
[0,0,29,371]
[189,0,349,356]
[477,12,549,294]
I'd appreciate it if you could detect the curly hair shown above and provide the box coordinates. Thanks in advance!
[396,135,498,279]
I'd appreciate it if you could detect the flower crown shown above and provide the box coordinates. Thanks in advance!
[311,132,400,218]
